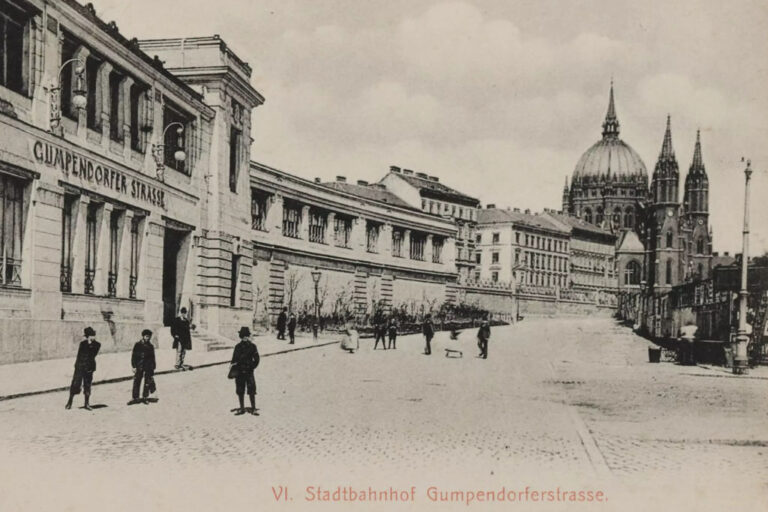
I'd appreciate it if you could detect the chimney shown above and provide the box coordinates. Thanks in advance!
[524,209,531,214]
[428,176,439,182]
[416,172,428,179]
[712,251,719,257]
[357,180,368,186]
[513,208,520,213]
[336,176,346,183]
[390,165,401,173]
[486,204,496,209]
[506,206,511,211]
[314,177,321,183]
[403,169,414,175]
[724,251,730,257]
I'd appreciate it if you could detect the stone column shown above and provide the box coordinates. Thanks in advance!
[425,234,434,263]
[380,223,392,258]
[70,195,91,294]
[72,46,90,139]
[300,205,310,240]
[265,193,283,234]
[351,217,366,253]
[404,229,411,260]
[97,61,112,148]
[93,203,114,296]
[327,212,335,246]
[121,76,135,157]
[444,237,456,268]
[117,209,135,298]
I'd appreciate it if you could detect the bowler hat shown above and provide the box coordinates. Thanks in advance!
[141,329,153,336]
[238,326,251,338]
[84,326,96,337]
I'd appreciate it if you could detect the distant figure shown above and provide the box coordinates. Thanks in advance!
[477,320,491,359]
[277,307,287,340]
[171,307,192,370]
[129,329,156,405]
[387,317,398,350]
[341,322,360,353]
[678,321,698,366]
[449,322,461,340]
[288,313,297,344]
[230,327,260,416]
[65,327,101,410]
[373,318,387,350]
[422,314,435,355]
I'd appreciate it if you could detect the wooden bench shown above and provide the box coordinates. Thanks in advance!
[445,348,463,358]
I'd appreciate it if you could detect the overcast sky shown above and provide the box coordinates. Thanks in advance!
[91,0,768,254]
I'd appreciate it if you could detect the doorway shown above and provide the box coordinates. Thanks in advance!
[163,227,188,326]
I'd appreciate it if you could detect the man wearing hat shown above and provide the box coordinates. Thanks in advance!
[65,327,101,410]
[129,329,157,405]
[477,319,491,359]
[171,307,192,370]
[229,327,260,416]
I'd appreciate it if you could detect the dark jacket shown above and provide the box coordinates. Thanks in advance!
[74,339,101,372]
[170,316,192,350]
[388,320,398,336]
[131,340,156,372]
[288,316,297,333]
[478,324,491,341]
[422,319,435,339]
[231,340,260,374]
[277,312,287,330]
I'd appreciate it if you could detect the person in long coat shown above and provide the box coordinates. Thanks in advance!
[422,314,435,355]
[170,307,192,370]
[288,313,297,344]
[276,307,287,340]
[477,320,491,359]
[129,329,157,404]
[65,327,101,410]
[230,326,260,416]
[387,317,398,350]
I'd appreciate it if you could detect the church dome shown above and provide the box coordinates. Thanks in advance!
[572,84,647,183]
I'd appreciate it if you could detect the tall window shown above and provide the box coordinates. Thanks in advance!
[595,206,604,225]
[665,259,672,285]
[84,203,98,295]
[366,222,379,253]
[282,202,301,239]
[251,191,268,231]
[86,56,102,130]
[492,232,500,244]
[109,70,123,139]
[624,207,634,229]
[229,127,241,193]
[696,238,704,254]
[697,263,703,277]
[491,271,498,282]
[230,254,241,307]
[491,252,499,264]
[515,233,520,244]
[334,215,351,248]
[584,208,592,224]
[624,261,641,286]
[107,210,120,297]
[0,0,29,95]
[308,208,327,244]
[0,173,24,286]
[60,195,76,292]
[432,237,444,264]
[129,83,146,152]
[475,251,481,264]
[391,228,403,257]
[410,233,426,261]
[129,216,140,299]
[665,231,673,248]
[163,100,190,174]
[612,208,621,227]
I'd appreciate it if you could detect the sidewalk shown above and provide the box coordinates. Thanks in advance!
[0,331,340,400]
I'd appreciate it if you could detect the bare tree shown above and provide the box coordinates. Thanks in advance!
[284,267,303,313]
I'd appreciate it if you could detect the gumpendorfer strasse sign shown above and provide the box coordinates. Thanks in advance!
[31,139,167,209]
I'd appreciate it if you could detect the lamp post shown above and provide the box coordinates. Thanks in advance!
[50,58,87,131]
[152,123,186,182]
[733,159,753,375]
[311,267,322,342]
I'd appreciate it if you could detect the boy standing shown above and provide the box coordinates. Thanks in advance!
[129,329,157,404]
[65,327,101,410]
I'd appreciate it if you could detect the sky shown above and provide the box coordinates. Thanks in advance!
[91,0,768,254]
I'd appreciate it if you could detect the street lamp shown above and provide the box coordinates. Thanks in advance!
[151,122,186,182]
[733,159,753,375]
[50,58,87,131]
[311,267,322,342]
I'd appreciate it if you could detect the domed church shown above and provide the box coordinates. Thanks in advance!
[562,83,713,293]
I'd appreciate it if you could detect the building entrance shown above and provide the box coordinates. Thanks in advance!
[162,227,190,326]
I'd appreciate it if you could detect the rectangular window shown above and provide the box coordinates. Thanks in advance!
[163,100,191,174]
[410,233,426,261]
[108,210,120,297]
[0,0,28,95]
[475,233,481,244]
[432,237,444,264]
[84,203,98,294]
[251,190,268,231]
[515,233,520,244]
[333,215,352,248]
[0,173,24,286]
[473,271,481,281]
[515,250,520,265]
[229,127,241,193]
[492,252,499,264]
[308,208,327,244]
[475,251,481,264]
[108,70,122,139]
[60,195,76,292]
[282,202,301,239]
[129,216,140,299]
[391,228,402,257]
[492,232,500,244]
[491,271,498,282]
[230,254,241,307]
[366,222,380,253]
[86,56,102,130]
[129,83,145,152]
[60,37,77,118]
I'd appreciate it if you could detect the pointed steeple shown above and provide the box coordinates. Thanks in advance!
[659,115,675,159]
[563,176,569,191]
[689,129,705,175]
[602,80,620,139]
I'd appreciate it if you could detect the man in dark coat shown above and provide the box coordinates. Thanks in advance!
[276,307,287,340]
[287,313,297,344]
[65,327,101,410]
[373,317,387,350]
[230,326,260,416]
[477,320,491,359]
[422,314,435,355]
[387,317,398,350]
[129,329,157,404]
[170,307,192,370]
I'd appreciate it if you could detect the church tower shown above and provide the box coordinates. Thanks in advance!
[682,130,712,280]
[562,176,570,213]
[646,116,681,291]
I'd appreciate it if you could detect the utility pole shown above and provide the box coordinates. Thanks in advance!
[733,159,752,375]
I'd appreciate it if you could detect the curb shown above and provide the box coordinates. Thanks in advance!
[0,340,338,402]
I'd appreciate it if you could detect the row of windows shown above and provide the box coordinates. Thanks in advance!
[573,188,640,198]
[582,206,635,228]
[421,199,476,222]
[524,251,568,272]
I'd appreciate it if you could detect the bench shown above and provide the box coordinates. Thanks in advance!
[445,348,463,358]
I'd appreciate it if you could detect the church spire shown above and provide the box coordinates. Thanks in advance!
[659,115,675,159]
[689,129,705,175]
[601,81,620,139]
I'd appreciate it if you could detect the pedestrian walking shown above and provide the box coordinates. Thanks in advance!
[129,329,157,405]
[373,318,387,350]
[288,312,297,344]
[65,327,101,410]
[387,317,398,350]
[340,321,360,354]
[276,307,287,340]
[229,327,260,416]
[170,307,192,370]
[422,314,435,355]
[477,320,491,359]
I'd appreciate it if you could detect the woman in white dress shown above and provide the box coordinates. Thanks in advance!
[340,321,359,353]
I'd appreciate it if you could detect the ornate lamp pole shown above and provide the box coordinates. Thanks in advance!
[311,267,322,342]
[733,159,753,375]
[152,123,186,182]
[50,58,87,130]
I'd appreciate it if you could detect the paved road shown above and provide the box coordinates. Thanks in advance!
[0,317,765,511]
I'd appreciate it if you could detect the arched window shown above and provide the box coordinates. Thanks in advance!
[595,206,604,225]
[665,259,672,285]
[612,207,622,227]
[584,208,592,224]
[696,238,704,254]
[624,261,641,285]
[624,207,634,229]
[666,231,673,248]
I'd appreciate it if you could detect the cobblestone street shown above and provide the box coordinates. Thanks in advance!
[1,317,766,511]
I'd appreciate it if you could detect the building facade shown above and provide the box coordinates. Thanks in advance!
[0,0,261,363]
